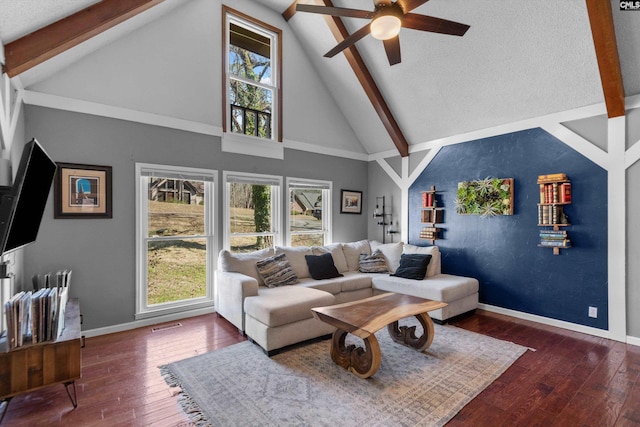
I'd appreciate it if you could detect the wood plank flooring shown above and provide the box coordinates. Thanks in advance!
[1,309,639,426]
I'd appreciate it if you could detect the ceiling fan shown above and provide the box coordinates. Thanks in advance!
[296,0,470,66]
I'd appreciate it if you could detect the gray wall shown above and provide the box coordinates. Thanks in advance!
[22,105,368,330]
[367,160,402,244]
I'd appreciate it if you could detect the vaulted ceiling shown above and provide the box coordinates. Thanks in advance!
[1,0,638,158]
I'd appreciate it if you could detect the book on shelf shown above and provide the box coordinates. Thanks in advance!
[560,182,571,203]
[422,192,434,208]
[537,173,567,183]
[539,239,571,247]
[419,227,439,240]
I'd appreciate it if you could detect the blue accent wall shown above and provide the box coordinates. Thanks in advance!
[409,128,608,329]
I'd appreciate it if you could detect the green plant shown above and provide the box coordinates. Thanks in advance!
[456,178,513,217]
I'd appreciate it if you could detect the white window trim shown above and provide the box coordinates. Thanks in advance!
[286,177,332,246]
[223,171,283,251]
[223,9,281,156]
[135,163,218,320]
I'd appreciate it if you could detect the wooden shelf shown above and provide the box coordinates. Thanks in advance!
[537,175,571,255]
[419,186,442,242]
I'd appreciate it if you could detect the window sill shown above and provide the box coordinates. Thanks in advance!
[222,133,284,160]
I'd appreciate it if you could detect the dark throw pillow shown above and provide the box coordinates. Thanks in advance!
[305,253,343,280]
[358,249,389,273]
[390,253,432,280]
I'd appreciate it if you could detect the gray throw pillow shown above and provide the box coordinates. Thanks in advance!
[256,253,299,288]
[358,249,389,273]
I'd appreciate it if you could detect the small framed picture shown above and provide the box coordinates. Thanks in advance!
[340,189,363,214]
[55,163,112,218]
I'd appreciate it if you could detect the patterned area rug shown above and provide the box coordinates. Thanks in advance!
[160,322,527,426]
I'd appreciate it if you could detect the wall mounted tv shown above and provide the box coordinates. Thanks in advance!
[0,138,57,255]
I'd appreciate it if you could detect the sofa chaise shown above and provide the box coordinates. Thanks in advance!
[215,240,478,355]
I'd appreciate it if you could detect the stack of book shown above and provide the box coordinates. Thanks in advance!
[538,174,571,204]
[2,270,72,351]
[539,230,571,248]
[420,227,439,240]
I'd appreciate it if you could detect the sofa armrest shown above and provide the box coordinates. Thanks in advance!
[215,271,260,332]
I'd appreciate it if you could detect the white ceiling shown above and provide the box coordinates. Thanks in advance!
[1,0,639,157]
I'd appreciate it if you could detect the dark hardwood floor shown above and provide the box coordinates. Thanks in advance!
[2,309,639,426]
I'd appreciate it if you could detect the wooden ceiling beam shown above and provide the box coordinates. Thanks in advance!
[585,0,625,118]
[2,0,165,78]
[284,0,410,157]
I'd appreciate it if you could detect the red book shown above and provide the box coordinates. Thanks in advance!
[560,183,571,203]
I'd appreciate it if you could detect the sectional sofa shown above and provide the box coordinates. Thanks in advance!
[215,240,479,355]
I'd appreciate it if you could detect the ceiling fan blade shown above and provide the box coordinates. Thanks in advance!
[324,23,372,58]
[402,13,470,36]
[396,0,430,13]
[383,36,401,66]
[296,4,374,19]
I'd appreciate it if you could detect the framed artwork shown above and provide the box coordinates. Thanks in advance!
[455,178,514,217]
[54,163,113,218]
[340,189,363,214]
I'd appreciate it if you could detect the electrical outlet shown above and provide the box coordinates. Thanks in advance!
[588,306,598,318]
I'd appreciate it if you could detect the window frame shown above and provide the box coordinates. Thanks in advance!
[135,163,217,320]
[222,6,283,146]
[286,177,332,247]
[223,171,283,252]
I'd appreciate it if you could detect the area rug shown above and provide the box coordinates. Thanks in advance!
[160,322,528,426]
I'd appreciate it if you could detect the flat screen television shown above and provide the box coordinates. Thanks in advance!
[0,139,57,255]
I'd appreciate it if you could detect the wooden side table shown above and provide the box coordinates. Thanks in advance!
[0,298,81,423]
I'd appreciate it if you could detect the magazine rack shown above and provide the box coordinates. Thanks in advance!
[0,299,81,423]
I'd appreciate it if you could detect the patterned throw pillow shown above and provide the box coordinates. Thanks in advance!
[358,249,389,273]
[255,253,299,288]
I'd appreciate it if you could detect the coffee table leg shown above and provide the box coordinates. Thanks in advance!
[330,329,382,379]
[387,312,435,352]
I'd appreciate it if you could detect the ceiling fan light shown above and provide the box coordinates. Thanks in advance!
[370,15,401,40]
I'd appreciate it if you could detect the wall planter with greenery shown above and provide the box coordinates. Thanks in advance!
[455,178,514,217]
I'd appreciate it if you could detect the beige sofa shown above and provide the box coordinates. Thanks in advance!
[215,240,478,355]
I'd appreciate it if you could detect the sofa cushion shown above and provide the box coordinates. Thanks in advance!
[371,273,479,303]
[218,247,274,286]
[297,272,372,294]
[358,250,389,273]
[244,286,335,328]
[370,241,404,273]
[311,243,348,273]
[342,239,371,271]
[403,244,441,277]
[256,253,298,288]
[305,253,343,280]
[391,253,432,280]
[275,246,312,279]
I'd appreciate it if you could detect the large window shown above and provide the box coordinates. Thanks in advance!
[224,172,282,253]
[136,164,217,319]
[287,178,332,247]
[223,7,282,143]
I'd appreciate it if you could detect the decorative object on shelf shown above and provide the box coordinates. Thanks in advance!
[455,178,514,217]
[420,186,443,243]
[537,173,571,255]
[54,163,112,219]
[340,189,362,214]
[373,196,396,243]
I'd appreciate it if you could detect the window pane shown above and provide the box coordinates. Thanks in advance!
[230,80,273,139]
[290,188,322,232]
[147,238,207,305]
[229,23,271,84]
[148,178,205,237]
[291,234,324,247]
[229,183,272,234]
[230,235,274,253]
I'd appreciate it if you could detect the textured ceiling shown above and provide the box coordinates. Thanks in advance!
[1,0,638,157]
[0,0,100,43]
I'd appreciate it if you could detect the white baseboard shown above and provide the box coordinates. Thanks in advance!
[82,307,216,338]
[478,303,615,340]
[627,335,640,347]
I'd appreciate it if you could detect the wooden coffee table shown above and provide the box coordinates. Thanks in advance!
[312,293,447,378]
